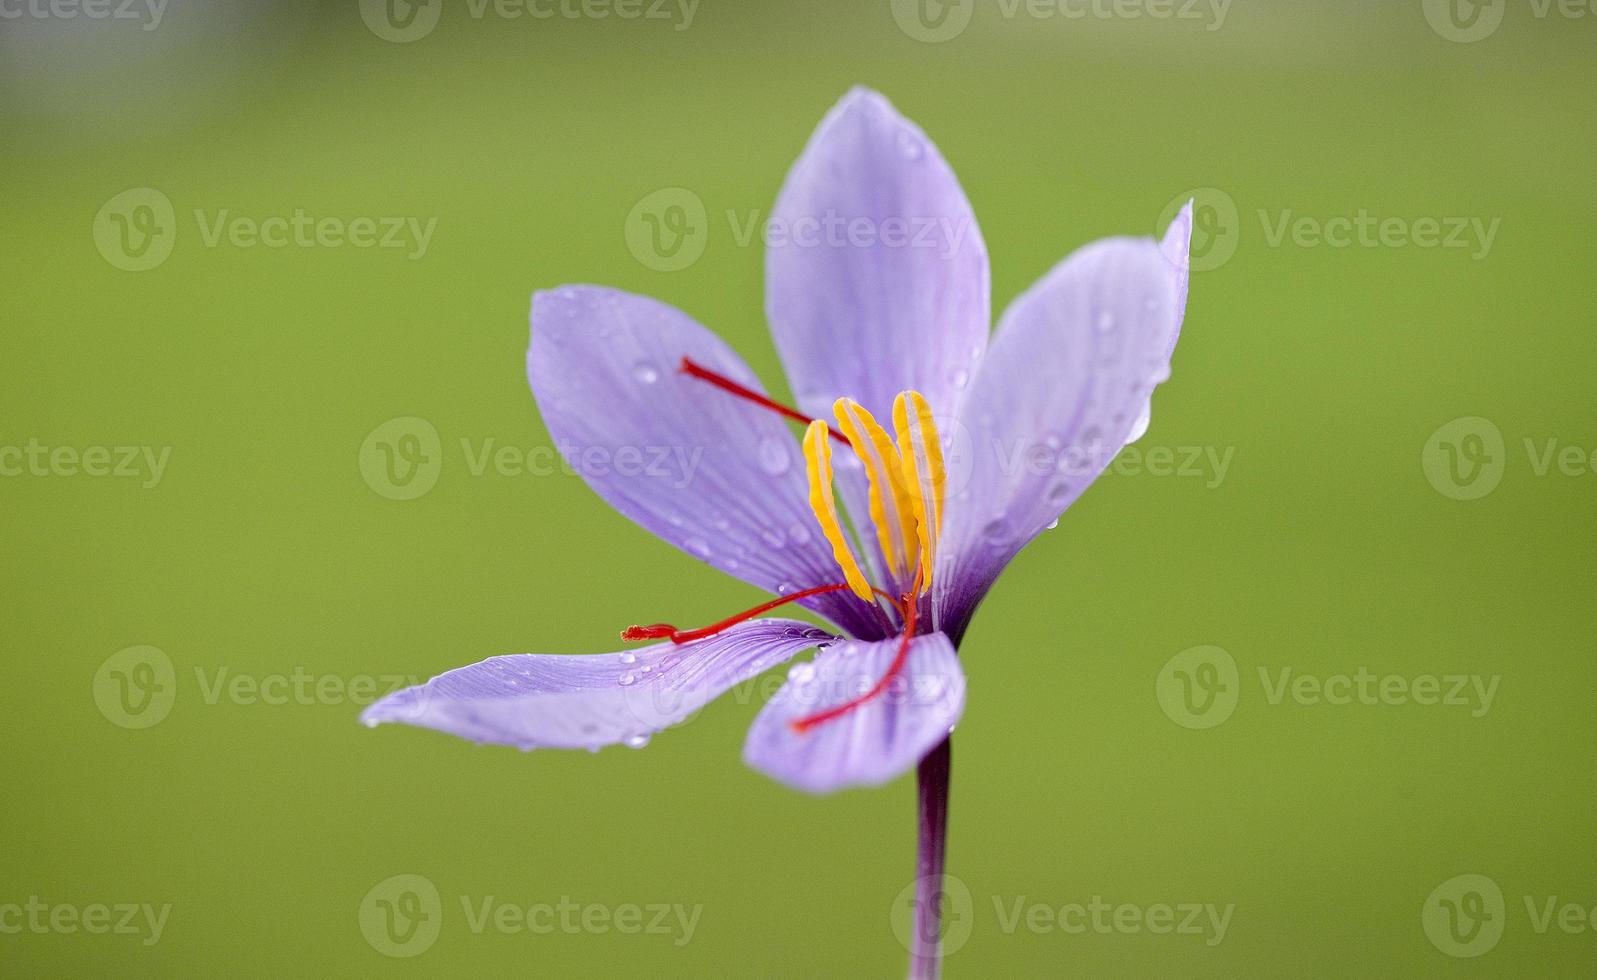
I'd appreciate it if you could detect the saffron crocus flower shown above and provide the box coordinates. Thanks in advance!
[364,87,1192,978]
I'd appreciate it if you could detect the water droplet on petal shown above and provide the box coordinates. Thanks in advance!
[632,361,660,384]
[640,664,653,674]
[619,652,637,664]
[896,130,924,160]
[950,368,969,389]
[624,733,651,749]
[618,673,637,687]
[760,528,786,549]
[981,517,1011,543]
[787,525,812,546]
[757,437,792,476]
[1044,517,1060,530]
[1126,404,1152,444]
[788,662,816,684]
[685,537,711,559]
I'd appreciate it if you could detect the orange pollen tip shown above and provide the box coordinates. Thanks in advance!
[679,357,851,447]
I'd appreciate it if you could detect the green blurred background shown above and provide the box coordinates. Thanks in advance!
[3,0,1594,975]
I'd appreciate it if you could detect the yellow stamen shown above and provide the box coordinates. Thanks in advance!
[832,398,920,579]
[802,420,874,603]
[893,391,947,586]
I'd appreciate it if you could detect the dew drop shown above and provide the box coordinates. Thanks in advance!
[1047,482,1074,506]
[896,130,925,160]
[624,733,651,749]
[757,437,792,476]
[776,581,796,595]
[981,517,1010,543]
[1044,517,1060,531]
[618,673,637,687]
[632,361,660,384]
[1127,405,1152,444]
[950,368,969,389]
[685,537,711,559]
[760,528,786,549]
[640,664,653,674]
[787,524,812,546]
[788,662,816,684]
[619,652,637,664]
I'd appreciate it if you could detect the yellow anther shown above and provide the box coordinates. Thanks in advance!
[802,420,875,604]
[832,398,919,580]
[893,391,947,586]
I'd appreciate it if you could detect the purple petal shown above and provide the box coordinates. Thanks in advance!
[529,285,882,639]
[936,206,1193,640]
[743,631,965,794]
[361,620,836,751]
[765,87,990,424]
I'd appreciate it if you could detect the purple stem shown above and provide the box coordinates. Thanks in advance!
[909,736,952,980]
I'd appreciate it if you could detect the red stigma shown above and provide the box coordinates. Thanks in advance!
[678,357,850,447]
[622,584,859,646]
[789,581,922,735]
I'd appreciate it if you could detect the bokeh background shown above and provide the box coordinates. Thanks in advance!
[3,0,1594,975]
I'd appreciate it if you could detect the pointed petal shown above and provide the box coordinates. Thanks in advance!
[766,88,990,424]
[529,285,881,639]
[938,208,1193,639]
[743,631,964,793]
[361,620,836,751]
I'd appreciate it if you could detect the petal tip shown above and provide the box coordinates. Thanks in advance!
[1160,200,1194,270]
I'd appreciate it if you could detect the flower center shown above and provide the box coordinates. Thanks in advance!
[619,358,948,733]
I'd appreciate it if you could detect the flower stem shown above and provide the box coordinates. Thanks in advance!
[910,736,952,980]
